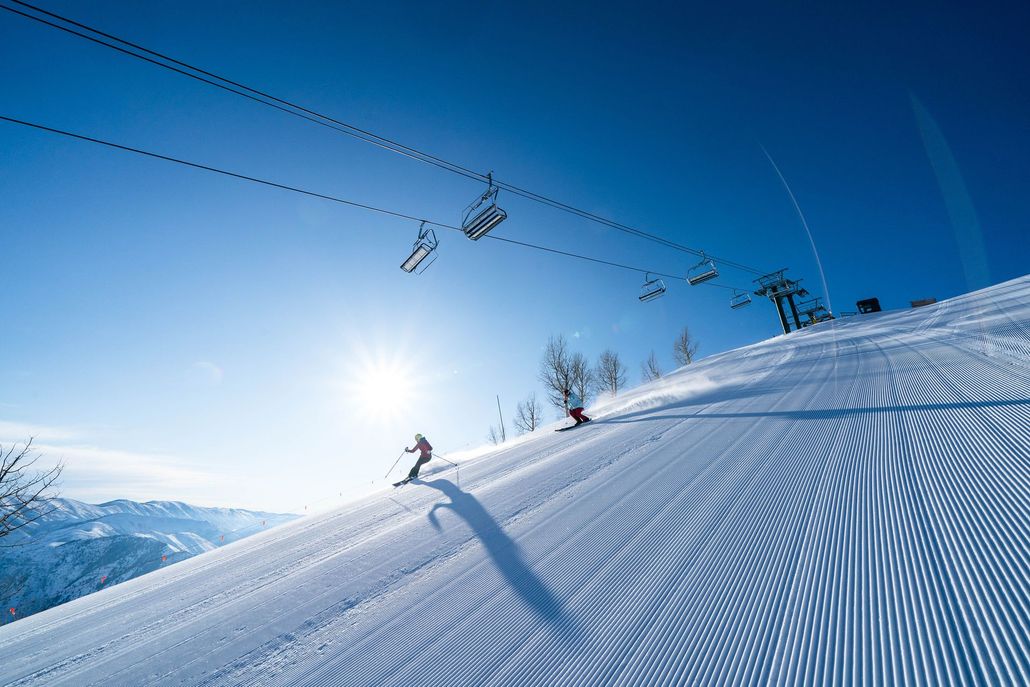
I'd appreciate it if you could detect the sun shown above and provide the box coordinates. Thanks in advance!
[346,356,417,424]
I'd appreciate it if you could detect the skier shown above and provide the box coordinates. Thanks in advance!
[401,433,433,482]
[563,389,591,425]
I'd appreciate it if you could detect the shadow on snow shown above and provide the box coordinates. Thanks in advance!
[422,479,578,639]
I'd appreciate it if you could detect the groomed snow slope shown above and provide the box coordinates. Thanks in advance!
[1,277,1027,686]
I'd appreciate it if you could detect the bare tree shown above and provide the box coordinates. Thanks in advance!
[673,326,700,366]
[595,349,627,397]
[513,393,543,434]
[569,352,595,407]
[641,350,663,382]
[1,439,63,544]
[539,335,574,411]
[488,426,501,445]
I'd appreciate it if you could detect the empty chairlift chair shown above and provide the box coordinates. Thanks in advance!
[730,289,752,309]
[639,273,667,302]
[686,252,719,286]
[462,173,507,240]
[400,222,439,274]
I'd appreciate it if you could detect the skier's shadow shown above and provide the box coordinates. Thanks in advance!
[423,479,577,638]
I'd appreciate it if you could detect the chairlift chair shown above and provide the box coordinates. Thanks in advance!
[730,289,752,309]
[462,173,507,240]
[638,273,667,302]
[686,252,719,286]
[400,222,439,274]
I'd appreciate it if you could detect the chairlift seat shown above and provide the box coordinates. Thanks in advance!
[730,291,752,309]
[400,243,437,273]
[639,276,667,302]
[686,262,719,286]
[462,174,508,242]
[463,202,507,240]
[400,224,439,273]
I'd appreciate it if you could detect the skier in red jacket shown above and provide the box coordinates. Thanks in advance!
[403,433,433,482]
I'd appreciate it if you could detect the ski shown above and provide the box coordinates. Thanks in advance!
[556,419,592,432]
[393,478,412,487]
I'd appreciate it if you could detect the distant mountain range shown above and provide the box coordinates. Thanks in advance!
[0,497,296,623]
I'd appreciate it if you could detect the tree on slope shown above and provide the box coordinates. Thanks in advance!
[641,350,663,382]
[539,335,574,412]
[673,326,700,366]
[513,393,543,434]
[1,439,63,545]
[595,349,627,396]
[570,352,595,407]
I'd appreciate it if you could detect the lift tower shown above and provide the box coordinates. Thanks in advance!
[753,269,810,334]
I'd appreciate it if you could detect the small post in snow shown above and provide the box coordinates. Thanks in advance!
[496,395,506,442]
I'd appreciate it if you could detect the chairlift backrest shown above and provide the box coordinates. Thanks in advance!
[639,274,667,302]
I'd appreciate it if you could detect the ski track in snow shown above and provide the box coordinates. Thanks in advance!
[1,277,1027,686]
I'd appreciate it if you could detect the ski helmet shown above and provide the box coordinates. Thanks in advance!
[415,433,423,441]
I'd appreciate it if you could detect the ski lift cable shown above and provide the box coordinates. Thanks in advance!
[488,236,742,290]
[0,115,435,226]
[0,3,485,186]
[0,114,749,293]
[2,0,769,277]
[485,181,764,275]
[4,0,484,181]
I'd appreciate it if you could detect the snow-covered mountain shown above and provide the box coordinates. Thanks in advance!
[0,276,1026,686]
[0,498,296,622]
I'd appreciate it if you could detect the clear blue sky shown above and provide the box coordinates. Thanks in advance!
[2,0,1027,510]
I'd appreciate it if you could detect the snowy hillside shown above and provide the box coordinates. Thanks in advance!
[0,276,1027,686]
[0,498,295,622]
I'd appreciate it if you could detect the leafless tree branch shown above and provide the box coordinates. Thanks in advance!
[570,353,595,408]
[595,349,627,397]
[513,393,543,434]
[673,326,700,366]
[1,439,63,545]
[641,351,663,382]
[538,335,574,412]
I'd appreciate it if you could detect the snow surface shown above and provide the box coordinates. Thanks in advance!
[1,276,1027,686]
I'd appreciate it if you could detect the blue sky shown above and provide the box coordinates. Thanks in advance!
[2,0,1027,510]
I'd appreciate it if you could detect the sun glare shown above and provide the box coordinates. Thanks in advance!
[348,357,417,423]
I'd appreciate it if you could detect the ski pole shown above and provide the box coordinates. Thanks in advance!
[384,450,406,479]
[432,452,459,468]
[432,453,460,487]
